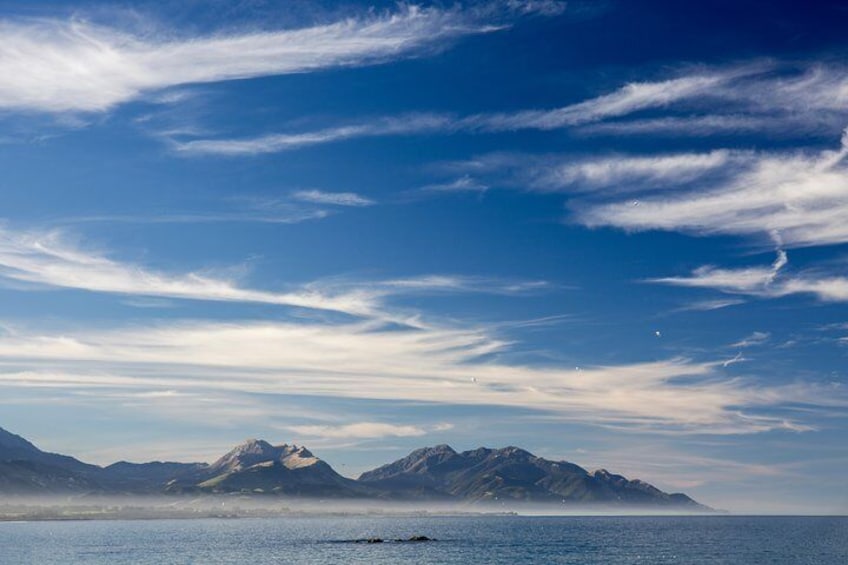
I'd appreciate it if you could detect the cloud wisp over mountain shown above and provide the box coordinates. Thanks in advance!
[0,225,839,438]
[0,317,840,436]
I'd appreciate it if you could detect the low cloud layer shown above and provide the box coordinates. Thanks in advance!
[288,422,452,439]
[0,316,841,435]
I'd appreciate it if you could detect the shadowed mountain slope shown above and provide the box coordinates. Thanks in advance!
[359,444,706,509]
[0,427,709,509]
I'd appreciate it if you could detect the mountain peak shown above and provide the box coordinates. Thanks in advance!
[496,446,534,458]
[359,444,709,509]
[592,468,625,481]
[232,438,274,453]
[210,440,321,474]
[0,428,710,508]
[417,444,457,456]
[0,426,40,453]
[357,444,460,483]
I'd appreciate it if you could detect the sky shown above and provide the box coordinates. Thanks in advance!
[0,0,847,514]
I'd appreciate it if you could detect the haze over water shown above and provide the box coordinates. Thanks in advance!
[2,516,846,564]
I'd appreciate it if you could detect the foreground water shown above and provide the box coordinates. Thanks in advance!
[0,515,845,564]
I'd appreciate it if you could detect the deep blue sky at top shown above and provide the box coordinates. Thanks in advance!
[0,0,847,513]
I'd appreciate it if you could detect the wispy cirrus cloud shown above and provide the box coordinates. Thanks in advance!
[650,249,789,295]
[291,189,375,207]
[0,224,549,318]
[288,422,453,440]
[651,247,848,304]
[578,63,848,139]
[420,175,490,193]
[450,134,848,250]
[443,150,736,194]
[169,62,848,155]
[0,5,507,114]
[57,191,373,227]
[60,208,332,226]
[441,132,848,306]
[464,73,730,131]
[661,268,848,303]
[171,114,456,155]
[672,298,747,312]
[578,114,838,138]
[0,318,841,435]
[168,74,731,155]
[0,225,380,317]
[374,274,549,295]
[0,219,837,436]
[579,137,848,248]
[530,151,733,191]
[504,61,848,139]
[731,332,770,348]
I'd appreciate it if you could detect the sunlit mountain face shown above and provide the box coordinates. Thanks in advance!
[0,0,846,514]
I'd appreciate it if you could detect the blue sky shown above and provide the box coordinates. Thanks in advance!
[1,0,847,513]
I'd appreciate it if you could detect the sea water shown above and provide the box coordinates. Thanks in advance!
[0,515,845,564]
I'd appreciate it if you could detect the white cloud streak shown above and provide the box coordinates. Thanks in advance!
[0,225,551,319]
[288,422,448,439]
[651,249,789,295]
[465,73,728,131]
[659,269,848,303]
[731,332,770,348]
[0,225,379,316]
[420,175,490,193]
[578,133,848,248]
[650,247,848,304]
[62,209,333,226]
[578,114,838,138]
[0,317,842,435]
[0,6,501,113]
[291,189,375,207]
[674,298,747,312]
[570,62,848,139]
[172,114,455,155]
[169,62,848,157]
[0,221,835,436]
[169,75,730,155]
[524,151,733,192]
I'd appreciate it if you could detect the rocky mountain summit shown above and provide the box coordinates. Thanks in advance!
[360,444,705,508]
[165,439,369,497]
[0,426,709,510]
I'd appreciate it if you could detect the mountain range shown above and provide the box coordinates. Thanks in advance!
[0,426,709,510]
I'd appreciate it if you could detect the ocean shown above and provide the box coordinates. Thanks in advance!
[0,515,845,564]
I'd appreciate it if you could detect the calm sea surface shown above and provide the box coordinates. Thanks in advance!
[0,515,845,564]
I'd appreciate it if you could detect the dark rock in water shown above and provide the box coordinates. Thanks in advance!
[350,537,385,544]
[352,535,434,544]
